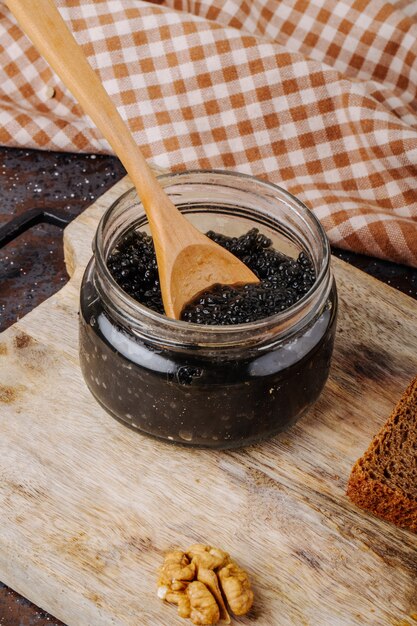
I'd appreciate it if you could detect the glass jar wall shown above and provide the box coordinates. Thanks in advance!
[79,170,337,449]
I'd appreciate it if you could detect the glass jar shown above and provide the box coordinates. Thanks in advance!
[79,170,337,449]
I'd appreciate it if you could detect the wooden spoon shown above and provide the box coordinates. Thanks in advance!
[7,0,259,319]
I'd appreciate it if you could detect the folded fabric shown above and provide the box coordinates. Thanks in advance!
[1,0,416,266]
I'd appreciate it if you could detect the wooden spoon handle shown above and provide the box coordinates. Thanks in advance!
[6,0,172,221]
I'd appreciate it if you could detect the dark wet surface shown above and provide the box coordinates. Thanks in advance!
[332,248,417,299]
[0,147,126,332]
[0,145,416,625]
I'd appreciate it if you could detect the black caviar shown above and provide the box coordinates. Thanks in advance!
[107,228,315,324]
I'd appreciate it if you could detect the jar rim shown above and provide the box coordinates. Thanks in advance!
[94,169,332,348]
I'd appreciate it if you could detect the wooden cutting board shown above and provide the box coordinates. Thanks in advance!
[0,176,416,626]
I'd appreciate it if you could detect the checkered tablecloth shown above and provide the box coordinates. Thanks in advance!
[1,0,416,266]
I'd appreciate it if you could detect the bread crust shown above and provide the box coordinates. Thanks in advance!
[347,462,417,532]
[346,376,417,533]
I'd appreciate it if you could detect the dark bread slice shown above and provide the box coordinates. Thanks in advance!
[347,376,417,532]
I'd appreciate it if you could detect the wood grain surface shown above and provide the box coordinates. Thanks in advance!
[0,176,416,626]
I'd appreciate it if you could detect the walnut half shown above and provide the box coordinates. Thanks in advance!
[187,581,220,625]
[158,550,196,587]
[218,561,254,616]
[187,544,229,571]
[157,544,253,624]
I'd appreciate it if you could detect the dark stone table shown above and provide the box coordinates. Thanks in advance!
[0,146,416,625]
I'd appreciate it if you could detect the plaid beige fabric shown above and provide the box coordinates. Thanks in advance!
[1,0,416,266]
